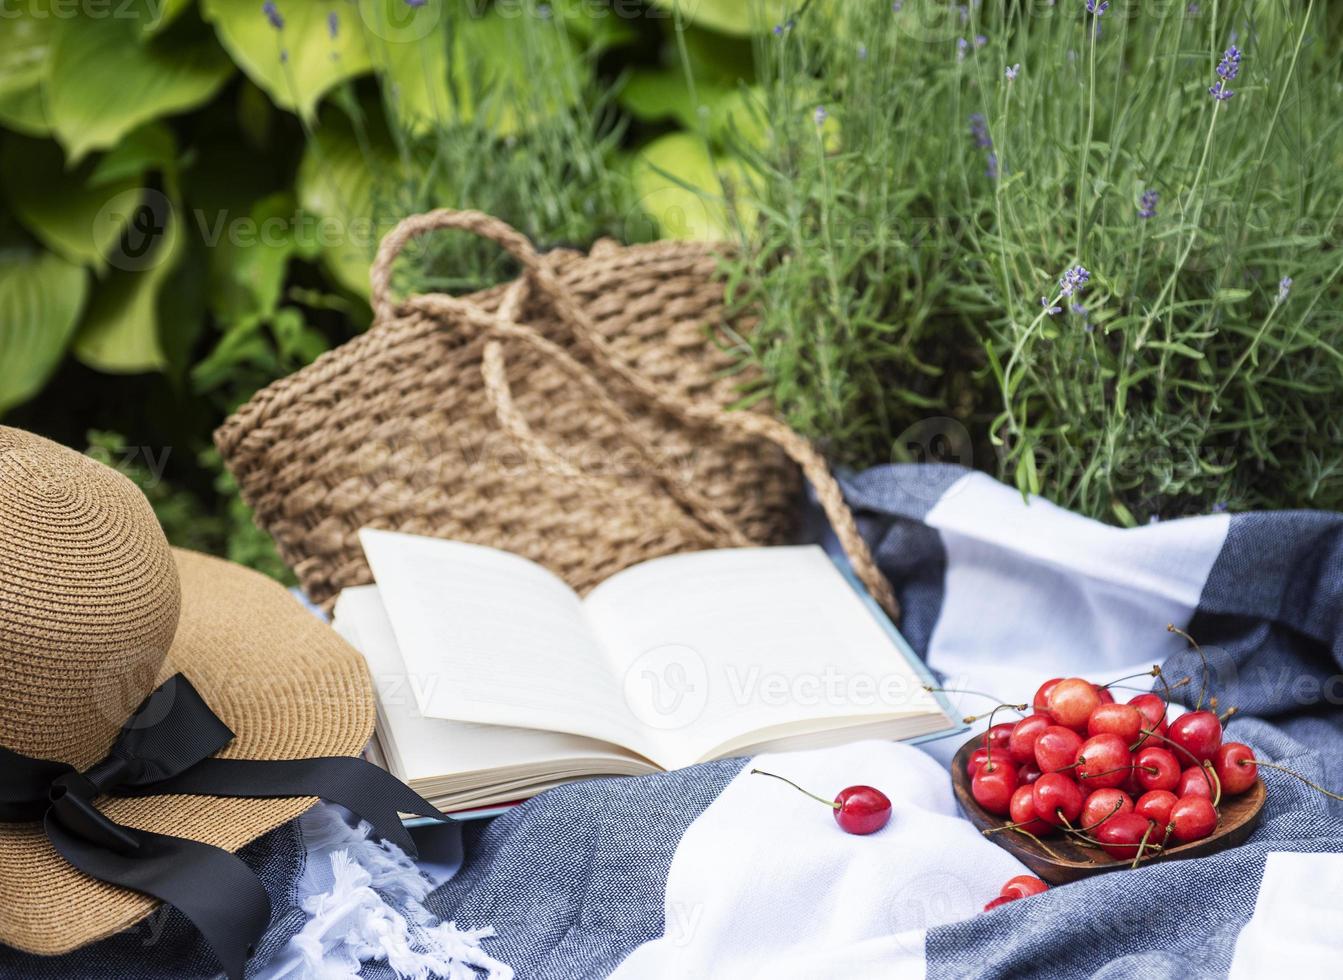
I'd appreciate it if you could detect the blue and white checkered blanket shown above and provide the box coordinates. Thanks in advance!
[15,464,1342,979]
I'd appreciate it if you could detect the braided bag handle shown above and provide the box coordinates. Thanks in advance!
[370,210,900,621]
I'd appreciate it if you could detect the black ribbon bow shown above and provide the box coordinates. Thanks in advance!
[0,674,443,980]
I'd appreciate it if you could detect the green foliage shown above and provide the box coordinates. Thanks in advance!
[723,0,1343,522]
[3,0,1341,582]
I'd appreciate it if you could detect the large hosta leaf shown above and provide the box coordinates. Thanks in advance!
[648,0,789,36]
[629,132,754,241]
[47,15,234,162]
[297,123,399,297]
[202,0,373,121]
[74,195,182,372]
[0,137,140,270]
[0,249,88,414]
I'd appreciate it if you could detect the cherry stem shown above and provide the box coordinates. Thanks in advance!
[1251,760,1343,802]
[1219,706,1239,724]
[1205,761,1223,808]
[749,769,839,810]
[1167,623,1211,711]
[1080,800,1125,832]
[1101,666,1161,690]
[1000,825,1065,860]
[1131,821,1156,870]
[923,684,1018,708]
[976,703,1027,771]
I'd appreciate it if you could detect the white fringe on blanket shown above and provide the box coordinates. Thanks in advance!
[259,806,512,980]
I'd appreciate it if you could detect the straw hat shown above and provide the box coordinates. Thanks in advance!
[0,426,375,955]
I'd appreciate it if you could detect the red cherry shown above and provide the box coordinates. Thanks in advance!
[1009,714,1053,764]
[968,747,1013,778]
[1075,733,1133,790]
[985,723,1016,753]
[1009,783,1054,835]
[1134,747,1181,793]
[1093,685,1115,705]
[1094,813,1156,860]
[1213,742,1258,796]
[1175,766,1215,800]
[983,894,1016,911]
[1017,761,1043,785]
[1033,678,1063,716]
[1032,772,1084,827]
[1046,678,1103,732]
[972,759,1020,816]
[1034,725,1084,774]
[1127,693,1170,748]
[833,785,894,835]
[1000,874,1049,900]
[1134,790,1178,826]
[1080,788,1133,830]
[1168,795,1218,844]
[1168,710,1223,763]
[751,770,892,836]
[1087,703,1143,743]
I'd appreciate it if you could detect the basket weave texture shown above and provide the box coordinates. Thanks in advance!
[216,211,897,619]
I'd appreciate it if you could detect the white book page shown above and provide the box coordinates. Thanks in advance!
[332,586,646,783]
[582,546,942,769]
[359,530,660,758]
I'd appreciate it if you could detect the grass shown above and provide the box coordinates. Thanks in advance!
[719,0,1343,523]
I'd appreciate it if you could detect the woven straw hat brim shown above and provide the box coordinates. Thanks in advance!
[0,548,375,956]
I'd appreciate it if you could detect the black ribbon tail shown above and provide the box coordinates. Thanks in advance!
[150,756,444,856]
[45,814,269,980]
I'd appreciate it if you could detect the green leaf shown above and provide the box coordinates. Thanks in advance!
[203,0,373,121]
[87,123,178,188]
[0,137,141,271]
[296,122,399,297]
[0,9,54,97]
[0,248,88,414]
[47,15,234,162]
[630,133,747,241]
[648,0,788,37]
[206,192,299,324]
[73,196,182,372]
[1213,288,1253,303]
[0,85,51,137]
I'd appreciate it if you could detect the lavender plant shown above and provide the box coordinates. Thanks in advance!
[722,0,1343,522]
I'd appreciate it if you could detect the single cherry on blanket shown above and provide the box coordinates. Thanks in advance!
[750,769,892,835]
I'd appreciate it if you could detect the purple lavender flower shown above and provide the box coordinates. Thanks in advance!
[1138,188,1159,219]
[891,1,903,11]
[327,11,338,39]
[986,152,999,181]
[405,0,427,7]
[969,113,991,148]
[857,43,868,61]
[1211,501,1229,513]
[1059,265,1090,297]
[814,105,829,126]
[1209,45,1241,101]
[975,35,988,49]
[1041,297,1062,316]
[957,38,969,62]
[1005,64,1020,81]
[1277,276,1293,303]
[1187,3,1199,14]
[1086,0,1109,14]
[262,0,283,30]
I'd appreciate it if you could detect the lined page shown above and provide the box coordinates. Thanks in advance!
[359,530,659,757]
[582,546,943,768]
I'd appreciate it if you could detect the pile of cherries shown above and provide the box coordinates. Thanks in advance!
[966,672,1259,865]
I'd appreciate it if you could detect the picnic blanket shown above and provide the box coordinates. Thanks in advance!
[10,464,1342,978]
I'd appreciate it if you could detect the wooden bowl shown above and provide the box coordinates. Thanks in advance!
[951,734,1266,884]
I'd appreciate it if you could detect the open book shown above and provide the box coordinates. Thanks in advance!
[333,530,957,814]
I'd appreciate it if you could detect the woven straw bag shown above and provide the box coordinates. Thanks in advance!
[215,210,897,619]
